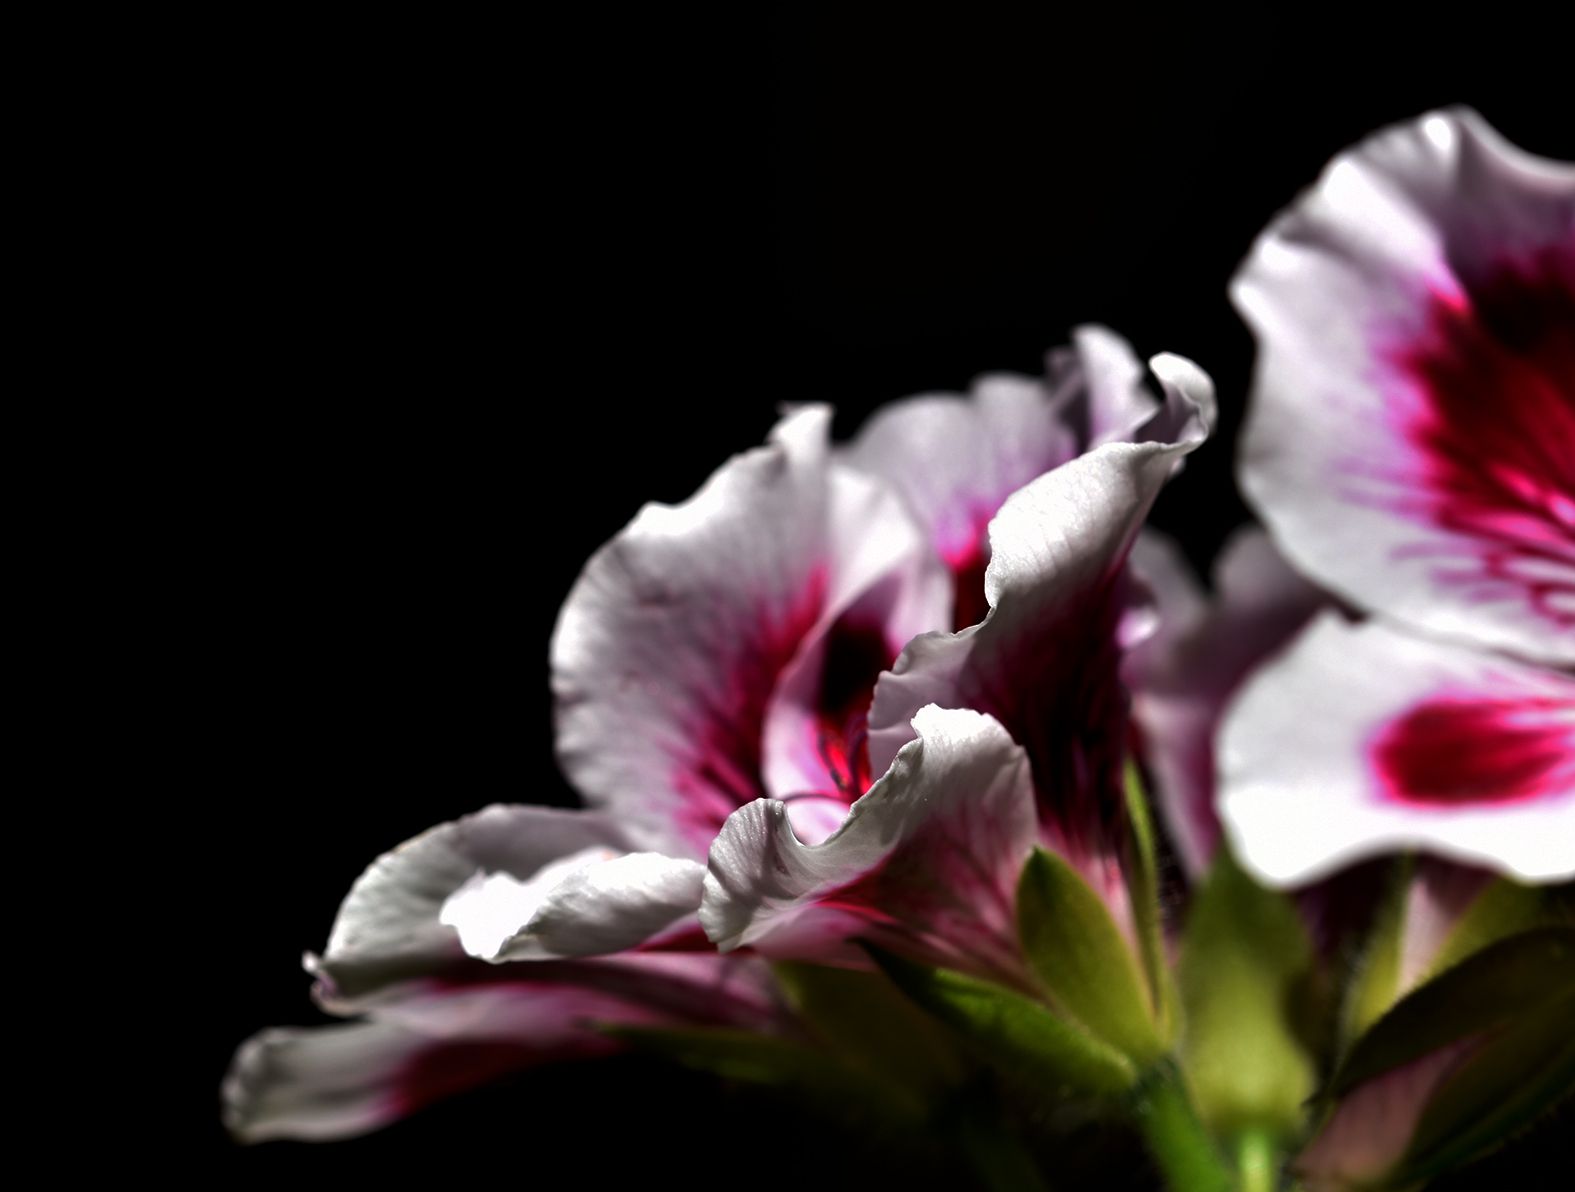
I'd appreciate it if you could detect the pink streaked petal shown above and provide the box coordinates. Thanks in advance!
[226,950,783,1144]
[223,1019,564,1143]
[866,355,1215,864]
[1295,1038,1481,1191]
[701,705,1039,989]
[1235,107,1575,667]
[553,408,945,859]
[1219,614,1575,887]
[1126,528,1324,875]
[759,464,949,823]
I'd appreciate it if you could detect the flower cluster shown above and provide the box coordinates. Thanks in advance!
[225,109,1573,1189]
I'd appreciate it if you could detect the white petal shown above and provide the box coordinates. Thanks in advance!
[842,326,1160,630]
[1235,106,1575,666]
[443,852,706,961]
[757,463,950,823]
[702,705,1038,986]
[1127,527,1323,874]
[866,356,1214,857]
[552,407,945,859]
[314,805,627,1005]
[1219,613,1575,887]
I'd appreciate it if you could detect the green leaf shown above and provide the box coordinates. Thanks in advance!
[1326,926,1575,1101]
[772,961,966,1097]
[1124,760,1178,1042]
[1177,848,1316,1140]
[1016,847,1165,1064]
[869,946,1138,1098]
[1388,989,1575,1187]
[1341,857,1411,1045]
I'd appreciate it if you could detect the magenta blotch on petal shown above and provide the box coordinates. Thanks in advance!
[1235,108,1575,666]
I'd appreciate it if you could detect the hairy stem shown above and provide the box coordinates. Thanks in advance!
[1131,1061,1232,1192]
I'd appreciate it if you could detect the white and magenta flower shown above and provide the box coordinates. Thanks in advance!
[227,327,1208,1137]
[701,354,1215,987]
[1220,107,1575,885]
[223,806,784,1142]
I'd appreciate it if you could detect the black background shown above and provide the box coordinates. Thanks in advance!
[196,11,1574,1186]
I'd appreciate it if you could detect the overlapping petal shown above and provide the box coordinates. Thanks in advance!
[702,705,1038,987]
[1126,528,1323,874]
[866,355,1215,865]
[1234,106,1575,665]
[226,806,784,1142]
[552,406,948,857]
[843,325,1162,629]
[1219,613,1575,886]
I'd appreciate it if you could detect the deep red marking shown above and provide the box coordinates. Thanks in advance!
[1390,242,1575,625]
[949,540,992,631]
[392,1040,542,1118]
[1373,693,1574,807]
[812,615,892,799]
[671,568,829,848]
[989,568,1133,860]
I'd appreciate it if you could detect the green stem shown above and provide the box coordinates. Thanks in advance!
[1235,1129,1278,1192]
[1131,1061,1233,1192]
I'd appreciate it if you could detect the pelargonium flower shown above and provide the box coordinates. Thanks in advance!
[226,326,1196,1139]
[1220,107,1575,885]
[224,806,785,1141]
[701,354,1215,990]
[551,327,1181,863]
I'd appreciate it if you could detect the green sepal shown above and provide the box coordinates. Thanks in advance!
[1016,846,1165,1064]
[772,961,967,1098]
[1123,760,1178,1042]
[1177,847,1317,1141]
[868,945,1138,1098]
[1386,988,1575,1187]
[1341,857,1411,1045]
[1325,926,1575,1101]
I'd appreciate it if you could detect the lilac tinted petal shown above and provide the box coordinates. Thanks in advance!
[1295,1038,1480,1191]
[1076,324,1161,447]
[313,805,628,1004]
[553,407,944,859]
[866,355,1215,860]
[1235,107,1575,666]
[1127,527,1323,874]
[702,705,1038,987]
[843,372,1075,576]
[1219,613,1575,886]
[1395,860,1494,994]
[842,326,1159,631]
